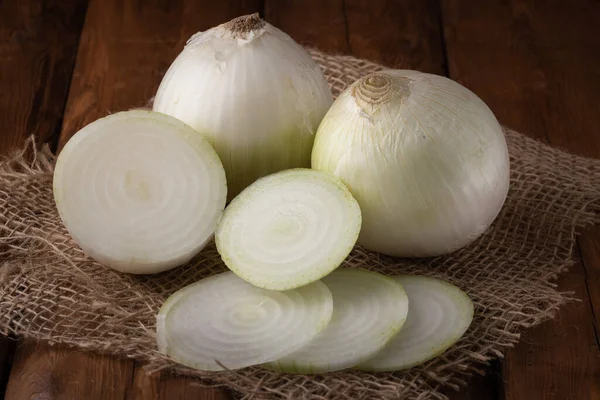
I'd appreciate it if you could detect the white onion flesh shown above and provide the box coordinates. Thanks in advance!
[53,110,227,274]
[264,268,408,374]
[311,70,510,257]
[156,271,333,371]
[215,169,361,291]
[358,275,474,371]
[153,14,333,201]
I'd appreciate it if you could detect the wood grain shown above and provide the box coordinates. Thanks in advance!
[264,0,349,53]
[344,0,445,74]
[5,341,132,400]
[126,367,233,400]
[441,0,600,398]
[0,0,87,397]
[0,0,88,152]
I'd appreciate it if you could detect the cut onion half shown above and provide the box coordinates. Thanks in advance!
[53,110,227,274]
[156,271,333,371]
[264,268,408,374]
[358,275,474,371]
[215,168,361,291]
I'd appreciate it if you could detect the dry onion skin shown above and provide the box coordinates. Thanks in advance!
[215,169,362,291]
[265,268,409,374]
[156,271,333,371]
[312,70,510,257]
[153,13,333,201]
[358,275,474,371]
[53,110,227,274]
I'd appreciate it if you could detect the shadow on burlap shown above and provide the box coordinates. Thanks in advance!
[0,49,599,400]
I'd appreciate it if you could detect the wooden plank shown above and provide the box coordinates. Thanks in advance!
[0,0,88,152]
[126,367,233,400]
[500,271,600,400]
[344,0,445,74]
[0,0,87,397]
[50,0,261,399]
[264,0,350,53]
[441,0,600,399]
[5,341,132,399]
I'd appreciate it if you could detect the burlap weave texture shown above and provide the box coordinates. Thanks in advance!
[0,49,599,400]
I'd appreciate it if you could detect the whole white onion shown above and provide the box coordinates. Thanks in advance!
[311,70,510,257]
[153,13,333,200]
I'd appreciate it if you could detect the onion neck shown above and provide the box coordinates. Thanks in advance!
[224,13,266,39]
[352,73,410,113]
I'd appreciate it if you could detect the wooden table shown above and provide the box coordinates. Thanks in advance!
[1,0,598,399]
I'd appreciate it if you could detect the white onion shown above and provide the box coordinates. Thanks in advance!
[215,168,361,291]
[264,268,408,373]
[53,110,227,274]
[156,271,333,371]
[312,70,510,257]
[359,275,473,371]
[153,13,333,201]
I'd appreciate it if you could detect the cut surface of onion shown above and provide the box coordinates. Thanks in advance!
[156,271,333,371]
[264,268,408,374]
[53,110,227,274]
[358,275,474,371]
[215,168,361,291]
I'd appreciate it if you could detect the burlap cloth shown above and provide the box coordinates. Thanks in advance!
[0,49,599,400]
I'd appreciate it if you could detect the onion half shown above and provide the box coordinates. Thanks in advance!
[53,110,227,274]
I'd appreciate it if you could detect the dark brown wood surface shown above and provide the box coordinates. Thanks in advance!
[442,1,600,399]
[0,0,598,399]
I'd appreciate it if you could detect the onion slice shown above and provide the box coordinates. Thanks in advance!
[53,110,227,274]
[358,275,474,371]
[215,168,361,291]
[264,268,408,374]
[156,271,333,371]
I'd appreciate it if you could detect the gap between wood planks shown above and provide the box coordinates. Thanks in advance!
[579,229,600,351]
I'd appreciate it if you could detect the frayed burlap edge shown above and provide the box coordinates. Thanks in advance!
[1,49,599,400]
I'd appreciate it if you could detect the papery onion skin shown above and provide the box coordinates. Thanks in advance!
[311,70,510,257]
[153,14,334,201]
